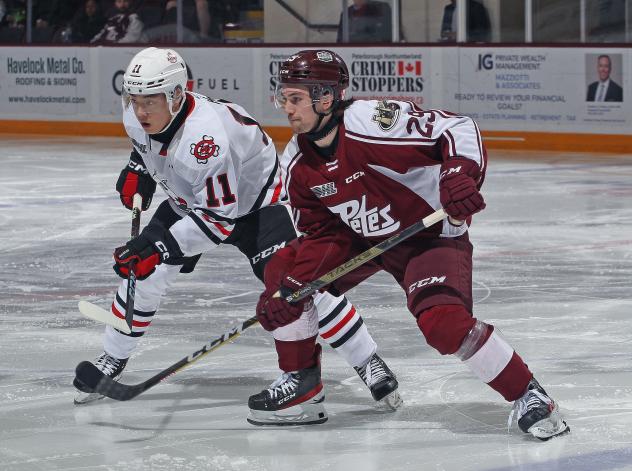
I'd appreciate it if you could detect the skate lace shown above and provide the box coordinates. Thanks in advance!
[267,372,299,400]
[95,354,122,377]
[507,387,550,431]
[359,357,389,387]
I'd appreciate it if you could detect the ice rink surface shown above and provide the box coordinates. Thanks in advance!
[1,135,631,471]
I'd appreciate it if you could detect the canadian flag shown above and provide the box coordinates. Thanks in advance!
[397,60,422,76]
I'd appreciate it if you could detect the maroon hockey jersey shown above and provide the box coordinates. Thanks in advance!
[280,99,487,284]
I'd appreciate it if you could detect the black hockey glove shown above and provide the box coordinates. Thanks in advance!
[113,225,184,280]
[116,150,156,211]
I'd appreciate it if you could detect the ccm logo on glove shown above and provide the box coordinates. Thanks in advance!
[439,158,486,221]
[116,151,157,211]
[113,226,183,280]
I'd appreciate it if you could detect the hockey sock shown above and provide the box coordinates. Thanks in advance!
[418,305,532,402]
[275,336,319,372]
[315,293,376,368]
[103,325,139,360]
[458,320,532,401]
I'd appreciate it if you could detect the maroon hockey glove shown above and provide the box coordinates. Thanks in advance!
[113,225,183,280]
[116,151,156,211]
[439,158,486,220]
[256,282,308,332]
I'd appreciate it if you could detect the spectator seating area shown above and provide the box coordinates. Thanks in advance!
[0,0,264,44]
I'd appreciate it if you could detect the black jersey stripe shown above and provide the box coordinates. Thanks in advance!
[248,155,280,213]
[189,212,223,245]
[318,299,348,329]
[329,318,364,349]
[197,207,236,224]
[115,293,155,318]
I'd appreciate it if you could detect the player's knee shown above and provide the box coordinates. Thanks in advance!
[416,304,476,355]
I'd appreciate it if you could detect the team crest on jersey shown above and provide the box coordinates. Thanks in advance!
[190,135,220,164]
[310,182,337,198]
[329,195,400,237]
[372,101,401,132]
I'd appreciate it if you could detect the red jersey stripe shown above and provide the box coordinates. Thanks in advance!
[111,303,152,327]
[320,307,356,339]
[213,221,232,236]
[270,171,283,204]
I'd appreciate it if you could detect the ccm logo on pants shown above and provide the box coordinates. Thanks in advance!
[408,276,447,294]
[251,242,286,264]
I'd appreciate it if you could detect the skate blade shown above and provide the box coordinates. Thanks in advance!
[378,390,403,411]
[74,391,105,405]
[247,400,328,426]
[529,420,570,441]
[528,408,571,441]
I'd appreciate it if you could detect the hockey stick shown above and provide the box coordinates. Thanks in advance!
[77,194,143,335]
[74,208,448,401]
[78,301,131,334]
[124,193,143,331]
[75,316,260,401]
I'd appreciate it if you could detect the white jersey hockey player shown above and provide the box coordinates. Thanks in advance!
[73,47,402,420]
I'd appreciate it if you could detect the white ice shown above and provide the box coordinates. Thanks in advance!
[1,136,632,471]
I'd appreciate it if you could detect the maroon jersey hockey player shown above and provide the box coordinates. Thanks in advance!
[248,49,569,440]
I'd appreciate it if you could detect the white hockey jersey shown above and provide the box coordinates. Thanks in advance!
[123,92,283,256]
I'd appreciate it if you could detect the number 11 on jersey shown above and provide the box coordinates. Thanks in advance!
[206,173,236,207]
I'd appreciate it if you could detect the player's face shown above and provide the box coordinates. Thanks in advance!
[115,0,130,11]
[598,57,611,81]
[276,85,332,134]
[129,94,171,134]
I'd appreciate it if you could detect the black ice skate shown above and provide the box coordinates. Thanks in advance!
[73,352,128,405]
[354,353,402,410]
[247,361,327,426]
[509,378,570,440]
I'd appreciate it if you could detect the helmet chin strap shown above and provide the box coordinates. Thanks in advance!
[305,103,340,142]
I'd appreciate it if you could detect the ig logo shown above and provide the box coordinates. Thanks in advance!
[477,54,493,71]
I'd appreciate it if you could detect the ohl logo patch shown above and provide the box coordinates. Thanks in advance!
[190,135,220,164]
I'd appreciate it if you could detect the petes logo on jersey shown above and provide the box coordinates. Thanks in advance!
[311,181,337,198]
[372,101,401,132]
[329,195,400,237]
[190,135,220,164]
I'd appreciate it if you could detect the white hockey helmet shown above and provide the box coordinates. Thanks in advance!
[123,47,188,115]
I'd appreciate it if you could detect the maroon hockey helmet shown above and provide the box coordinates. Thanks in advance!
[277,50,349,104]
